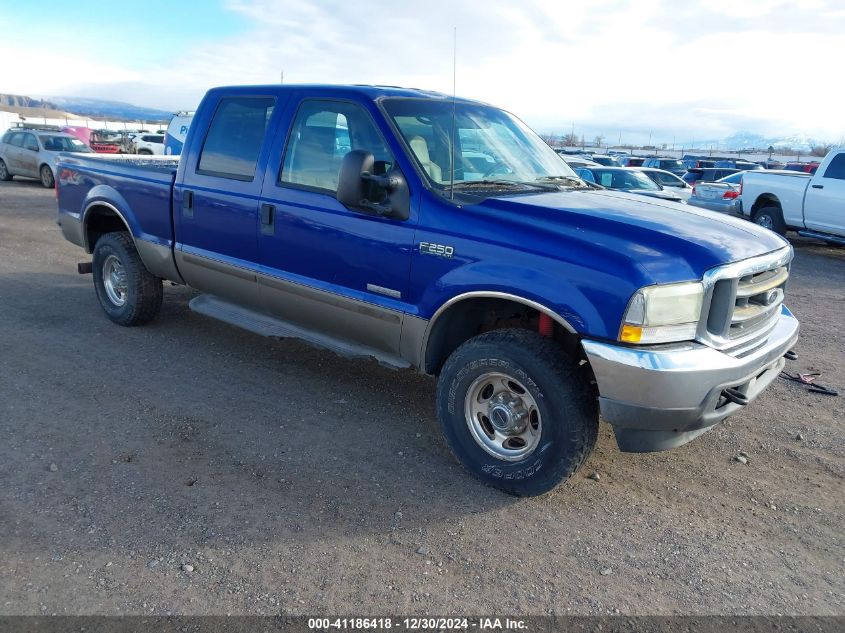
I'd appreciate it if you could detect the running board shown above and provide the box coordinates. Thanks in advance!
[798,230,845,245]
[188,295,410,369]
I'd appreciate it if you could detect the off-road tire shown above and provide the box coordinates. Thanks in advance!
[0,159,12,181]
[92,232,163,326]
[752,206,787,235]
[436,329,598,496]
[40,164,54,188]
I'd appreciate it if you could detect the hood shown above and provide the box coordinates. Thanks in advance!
[479,188,788,284]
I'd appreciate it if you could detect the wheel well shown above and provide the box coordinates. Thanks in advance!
[423,297,580,375]
[751,194,781,216]
[85,206,130,253]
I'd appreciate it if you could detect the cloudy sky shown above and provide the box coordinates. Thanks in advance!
[1,0,843,144]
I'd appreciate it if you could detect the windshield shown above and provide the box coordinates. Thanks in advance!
[40,135,92,152]
[590,169,661,190]
[382,98,579,191]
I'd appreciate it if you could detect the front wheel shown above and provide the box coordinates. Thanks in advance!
[92,232,163,326]
[40,165,54,188]
[436,329,598,496]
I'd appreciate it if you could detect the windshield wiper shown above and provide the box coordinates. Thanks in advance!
[452,179,558,191]
[537,176,603,190]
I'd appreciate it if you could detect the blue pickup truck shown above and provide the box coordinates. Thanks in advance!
[56,84,799,496]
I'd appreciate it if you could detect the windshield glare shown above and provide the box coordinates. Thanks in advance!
[40,136,92,152]
[592,169,660,190]
[382,99,578,188]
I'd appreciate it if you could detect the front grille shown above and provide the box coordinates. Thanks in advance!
[699,248,792,355]
[729,267,787,339]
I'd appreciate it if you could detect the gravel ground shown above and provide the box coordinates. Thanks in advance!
[0,179,842,616]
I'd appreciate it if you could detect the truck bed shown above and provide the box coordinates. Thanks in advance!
[56,153,179,256]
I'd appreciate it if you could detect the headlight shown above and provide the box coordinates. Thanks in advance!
[620,282,703,344]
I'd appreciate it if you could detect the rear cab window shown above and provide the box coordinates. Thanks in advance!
[197,97,276,181]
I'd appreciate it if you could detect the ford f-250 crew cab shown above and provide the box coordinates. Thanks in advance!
[741,148,845,244]
[56,85,800,496]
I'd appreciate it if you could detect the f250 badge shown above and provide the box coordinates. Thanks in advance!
[419,241,454,258]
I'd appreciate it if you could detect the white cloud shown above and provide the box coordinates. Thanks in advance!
[1,0,843,142]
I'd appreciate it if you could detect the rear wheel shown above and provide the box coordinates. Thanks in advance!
[92,232,163,326]
[40,165,54,188]
[0,159,12,181]
[752,206,786,235]
[436,329,598,496]
[137,149,152,155]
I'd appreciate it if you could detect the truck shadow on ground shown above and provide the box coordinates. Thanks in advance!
[3,273,609,556]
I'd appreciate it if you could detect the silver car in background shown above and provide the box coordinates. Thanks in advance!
[0,127,92,187]
[636,167,693,201]
[687,171,745,214]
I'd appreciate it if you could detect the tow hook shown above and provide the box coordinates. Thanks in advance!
[784,350,798,361]
[77,262,92,274]
[722,387,749,406]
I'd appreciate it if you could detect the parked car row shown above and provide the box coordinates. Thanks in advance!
[557,145,845,243]
[0,126,92,187]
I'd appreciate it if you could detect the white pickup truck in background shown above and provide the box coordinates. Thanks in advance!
[741,148,845,244]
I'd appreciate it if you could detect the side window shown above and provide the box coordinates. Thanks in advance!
[577,168,596,183]
[24,133,39,151]
[280,100,393,193]
[8,132,24,147]
[822,153,845,181]
[197,97,275,181]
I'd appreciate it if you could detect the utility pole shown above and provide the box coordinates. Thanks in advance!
[280,71,284,84]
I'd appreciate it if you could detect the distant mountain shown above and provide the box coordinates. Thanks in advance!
[681,131,820,152]
[0,92,172,122]
[0,94,60,110]
[723,132,818,151]
[45,96,171,122]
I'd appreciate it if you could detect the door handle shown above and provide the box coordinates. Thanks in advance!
[811,184,824,189]
[183,190,194,217]
[260,203,276,235]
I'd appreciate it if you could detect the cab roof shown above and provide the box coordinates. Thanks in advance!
[205,83,488,105]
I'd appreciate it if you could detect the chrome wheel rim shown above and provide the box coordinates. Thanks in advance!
[464,372,542,461]
[41,166,52,187]
[102,254,128,306]
[755,214,774,230]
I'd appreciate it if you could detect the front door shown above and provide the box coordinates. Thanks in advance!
[256,98,416,355]
[803,153,845,237]
[20,133,40,177]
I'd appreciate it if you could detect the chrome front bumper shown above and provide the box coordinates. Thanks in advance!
[582,305,799,452]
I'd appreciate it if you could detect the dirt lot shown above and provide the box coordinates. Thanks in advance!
[0,179,842,616]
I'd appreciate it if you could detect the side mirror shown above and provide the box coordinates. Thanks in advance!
[336,150,410,221]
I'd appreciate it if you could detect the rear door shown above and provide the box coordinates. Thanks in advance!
[2,132,24,173]
[173,95,282,308]
[255,97,416,356]
[803,152,845,236]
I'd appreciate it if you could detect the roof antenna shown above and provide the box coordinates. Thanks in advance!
[449,26,457,201]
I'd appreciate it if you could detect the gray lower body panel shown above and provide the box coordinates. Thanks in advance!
[136,239,183,283]
[189,294,410,369]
